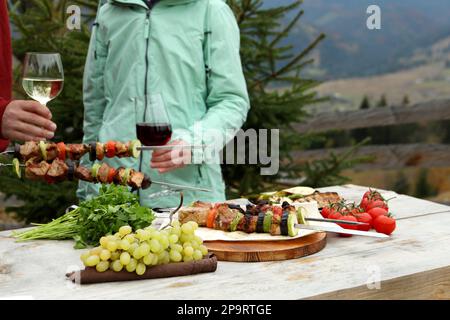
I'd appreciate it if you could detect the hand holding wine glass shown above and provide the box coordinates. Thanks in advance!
[22,52,64,106]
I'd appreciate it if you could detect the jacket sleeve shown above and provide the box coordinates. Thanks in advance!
[0,1,12,149]
[77,12,108,200]
[174,2,250,163]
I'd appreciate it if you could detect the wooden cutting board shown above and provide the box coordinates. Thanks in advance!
[204,232,327,262]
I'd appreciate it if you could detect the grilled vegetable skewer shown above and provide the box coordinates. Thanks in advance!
[9,140,142,162]
[178,202,301,237]
[14,158,151,189]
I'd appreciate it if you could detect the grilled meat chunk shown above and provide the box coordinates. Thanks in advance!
[75,166,94,182]
[20,141,40,159]
[47,159,68,182]
[178,207,210,225]
[97,163,111,183]
[214,205,238,231]
[128,170,144,189]
[25,161,51,180]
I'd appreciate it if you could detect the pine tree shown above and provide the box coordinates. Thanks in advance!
[414,169,437,199]
[0,0,96,223]
[377,94,387,108]
[1,0,366,222]
[402,95,410,106]
[351,96,371,142]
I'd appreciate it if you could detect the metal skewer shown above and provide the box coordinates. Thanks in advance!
[0,163,25,167]
[137,145,208,151]
[305,217,368,226]
[150,180,212,193]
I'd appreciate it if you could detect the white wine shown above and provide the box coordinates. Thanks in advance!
[22,78,64,105]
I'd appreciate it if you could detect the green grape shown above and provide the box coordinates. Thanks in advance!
[111,260,123,272]
[199,245,208,256]
[119,225,132,236]
[151,254,159,266]
[120,252,131,265]
[160,237,169,250]
[106,235,117,242]
[124,234,136,244]
[139,243,151,256]
[114,232,122,239]
[99,236,108,248]
[143,253,155,265]
[181,223,193,234]
[144,226,156,232]
[171,220,181,228]
[85,255,100,267]
[170,243,183,252]
[169,234,179,244]
[183,246,194,257]
[152,231,162,241]
[193,250,203,261]
[180,234,194,243]
[193,236,203,245]
[132,248,143,260]
[149,239,161,253]
[80,251,90,263]
[90,246,102,256]
[106,240,118,252]
[170,226,181,237]
[100,249,111,261]
[96,261,110,272]
[182,241,193,248]
[129,242,139,254]
[191,242,200,250]
[157,251,169,264]
[183,255,193,263]
[163,255,170,265]
[169,250,182,262]
[126,258,137,272]
[139,230,151,241]
[136,263,146,276]
[119,239,130,251]
[110,251,120,261]
[188,221,199,230]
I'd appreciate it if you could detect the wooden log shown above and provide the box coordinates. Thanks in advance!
[295,99,450,133]
[292,143,450,170]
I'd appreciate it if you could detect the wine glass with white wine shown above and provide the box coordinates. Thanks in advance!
[22,52,64,107]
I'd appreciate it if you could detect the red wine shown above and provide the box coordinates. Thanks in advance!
[136,123,172,146]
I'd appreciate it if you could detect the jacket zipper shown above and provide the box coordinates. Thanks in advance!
[138,5,152,197]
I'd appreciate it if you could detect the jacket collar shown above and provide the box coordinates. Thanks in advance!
[110,0,199,9]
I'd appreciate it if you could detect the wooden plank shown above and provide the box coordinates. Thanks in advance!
[307,265,450,300]
[318,184,450,220]
[292,144,450,170]
[295,99,450,133]
[1,193,449,299]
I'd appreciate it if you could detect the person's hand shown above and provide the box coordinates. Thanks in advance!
[150,140,192,173]
[1,100,56,141]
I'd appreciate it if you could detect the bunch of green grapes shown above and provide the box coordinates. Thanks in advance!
[80,221,209,275]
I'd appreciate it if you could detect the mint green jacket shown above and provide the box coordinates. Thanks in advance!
[77,0,250,208]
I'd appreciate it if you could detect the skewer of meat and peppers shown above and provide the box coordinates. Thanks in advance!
[0,140,211,193]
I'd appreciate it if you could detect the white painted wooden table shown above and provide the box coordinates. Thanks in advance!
[1,184,450,300]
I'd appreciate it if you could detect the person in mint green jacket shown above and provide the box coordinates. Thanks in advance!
[77,0,250,208]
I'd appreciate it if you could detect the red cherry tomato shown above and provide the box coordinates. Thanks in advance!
[367,207,388,220]
[328,211,343,220]
[337,215,358,237]
[206,208,217,229]
[373,215,396,235]
[272,206,283,217]
[105,141,116,158]
[366,199,388,211]
[56,142,66,161]
[321,206,333,218]
[107,168,116,183]
[354,212,372,231]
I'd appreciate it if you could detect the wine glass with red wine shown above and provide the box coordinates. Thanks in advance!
[136,94,172,146]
